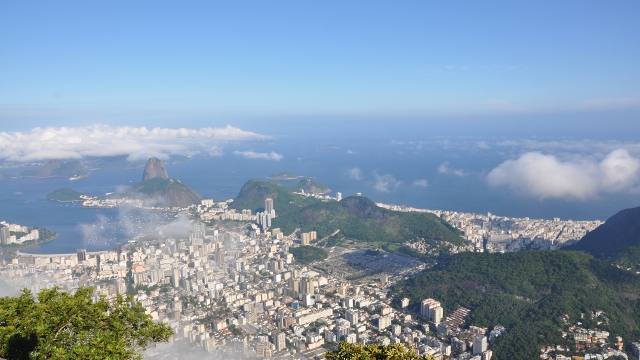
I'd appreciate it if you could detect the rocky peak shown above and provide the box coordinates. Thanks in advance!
[36,160,62,178]
[142,157,169,181]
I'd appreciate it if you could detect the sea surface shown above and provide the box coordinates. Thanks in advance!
[2,125,640,254]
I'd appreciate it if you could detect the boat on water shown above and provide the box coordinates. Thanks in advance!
[69,174,88,181]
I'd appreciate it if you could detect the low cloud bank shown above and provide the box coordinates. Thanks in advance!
[487,149,640,199]
[438,162,466,177]
[373,173,402,192]
[233,150,283,161]
[346,167,362,181]
[0,124,268,162]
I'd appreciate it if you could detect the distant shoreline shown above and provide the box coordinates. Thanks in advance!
[11,233,60,256]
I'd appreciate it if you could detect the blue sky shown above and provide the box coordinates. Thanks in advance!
[1,1,639,129]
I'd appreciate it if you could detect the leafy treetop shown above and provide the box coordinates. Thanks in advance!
[0,286,173,360]
[324,342,435,360]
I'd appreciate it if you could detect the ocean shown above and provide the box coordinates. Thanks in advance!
[2,122,640,254]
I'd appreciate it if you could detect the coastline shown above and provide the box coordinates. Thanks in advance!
[14,233,60,256]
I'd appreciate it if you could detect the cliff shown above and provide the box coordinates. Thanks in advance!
[142,157,169,181]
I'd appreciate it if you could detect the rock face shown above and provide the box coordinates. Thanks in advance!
[142,157,169,181]
[36,160,62,178]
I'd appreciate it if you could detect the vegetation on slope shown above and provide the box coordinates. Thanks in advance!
[288,178,330,194]
[289,245,328,264]
[229,179,320,214]
[112,178,202,208]
[393,251,640,360]
[46,188,85,202]
[324,342,435,360]
[567,205,640,261]
[272,196,464,246]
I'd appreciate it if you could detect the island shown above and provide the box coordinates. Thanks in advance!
[46,188,86,202]
[267,172,303,180]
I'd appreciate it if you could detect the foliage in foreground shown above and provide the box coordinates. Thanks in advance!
[0,286,173,360]
[324,342,435,360]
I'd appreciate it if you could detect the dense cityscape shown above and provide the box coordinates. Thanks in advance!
[2,194,637,360]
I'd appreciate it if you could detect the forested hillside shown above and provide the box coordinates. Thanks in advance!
[272,196,464,246]
[393,251,640,360]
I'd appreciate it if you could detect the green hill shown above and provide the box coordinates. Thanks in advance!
[271,196,465,247]
[229,179,321,214]
[289,245,328,264]
[393,251,640,360]
[566,205,640,262]
[46,188,85,202]
[288,178,330,194]
[230,180,463,250]
[113,178,202,208]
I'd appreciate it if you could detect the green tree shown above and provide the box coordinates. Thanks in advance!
[324,342,435,360]
[0,286,173,360]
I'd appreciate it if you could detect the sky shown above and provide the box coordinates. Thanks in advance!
[1,1,639,128]
[1,1,640,206]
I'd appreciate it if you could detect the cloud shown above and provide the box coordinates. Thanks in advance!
[233,150,283,161]
[476,141,490,149]
[496,139,640,156]
[438,162,466,177]
[346,167,362,180]
[0,124,267,162]
[486,149,640,200]
[373,173,402,192]
[412,179,429,187]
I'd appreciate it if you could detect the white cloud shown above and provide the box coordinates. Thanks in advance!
[0,124,267,162]
[346,167,362,180]
[233,150,283,161]
[496,139,640,156]
[413,179,429,187]
[486,149,640,200]
[476,141,490,149]
[438,162,466,177]
[373,173,402,192]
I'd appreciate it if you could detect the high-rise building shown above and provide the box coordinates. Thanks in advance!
[481,349,493,360]
[301,232,310,245]
[336,192,342,201]
[192,222,206,239]
[421,298,444,324]
[336,325,350,340]
[377,315,391,330]
[274,332,286,351]
[265,198,274,217]
[0,227,9,244]
[473,336,487,356]
[346,309,359,326]
[77,249,87,262]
